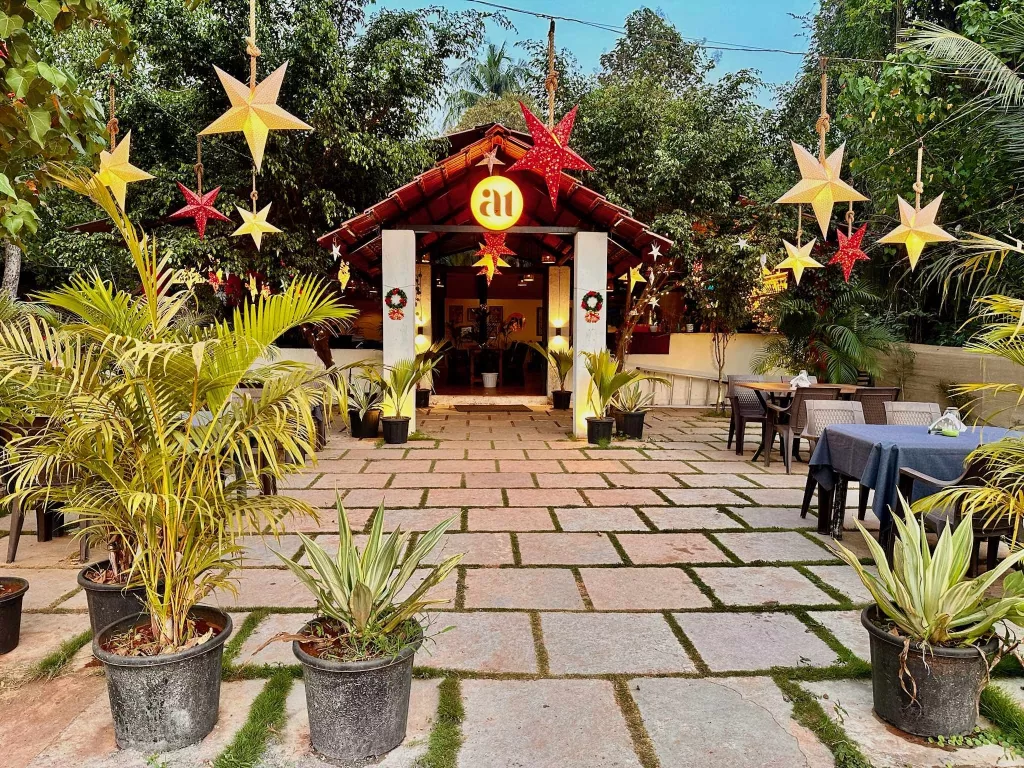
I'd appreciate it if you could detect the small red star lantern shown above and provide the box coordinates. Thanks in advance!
[473,232,515,285]
[507,102,593,211]
[829,224,870,282]
[169,182,231,240]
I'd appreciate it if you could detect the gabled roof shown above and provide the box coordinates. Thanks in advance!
[317,123,672,277]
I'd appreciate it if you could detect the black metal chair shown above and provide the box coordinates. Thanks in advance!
[726,375,766,456]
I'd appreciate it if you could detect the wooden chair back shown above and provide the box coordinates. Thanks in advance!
[885,401,940,426]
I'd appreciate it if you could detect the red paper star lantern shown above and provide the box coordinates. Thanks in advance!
[829,223,870,282]
[169,182,231,240]
[507,102,593,210]
[473,232,515,285]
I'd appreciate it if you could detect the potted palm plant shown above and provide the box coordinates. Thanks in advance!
[268,502,461,761]
[581,351,667,445]
[0,172,353,751]
[415,339,450,408]
[527,341,573,410]
[347,374,383,439]
[374,357,439,444]
[833,498,1024,738]
[612,382,657,439]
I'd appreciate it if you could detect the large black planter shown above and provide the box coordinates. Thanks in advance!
[349,408,381,439]
[552,390,571,410]
[415,388,431,409]
[862,606,997,738]
[78,561,151,637]
[294,621,422,761]
[0,577,28,654]
[586,417,615,445]
[622,411,647,440]
[381,416,410,445]
[93,606,232,751]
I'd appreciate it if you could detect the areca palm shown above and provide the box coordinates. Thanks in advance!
[0,171,356,651]
[445,42,528,127]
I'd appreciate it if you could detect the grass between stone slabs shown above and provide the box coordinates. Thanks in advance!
[773,676,871,768]
[223,608,270,669]
[981,684,1024,748]
[416,677,464,768]
[612,677,660,768]
[27,628,92,681]
[212,670,293,768]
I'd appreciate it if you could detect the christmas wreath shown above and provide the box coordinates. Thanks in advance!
[385,287,408,320]
[581,290,603,323]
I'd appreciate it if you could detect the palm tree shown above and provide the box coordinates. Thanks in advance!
[445,42,528,128]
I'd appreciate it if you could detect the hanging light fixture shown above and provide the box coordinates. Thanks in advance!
[541,254,556,264]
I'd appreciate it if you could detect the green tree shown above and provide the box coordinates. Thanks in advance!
[445,41,528,127]
[0,0,133,295]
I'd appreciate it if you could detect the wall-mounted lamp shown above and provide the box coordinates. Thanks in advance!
[415,326,429,352]
[550,326,568,350]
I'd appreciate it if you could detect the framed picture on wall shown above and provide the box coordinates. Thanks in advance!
[487,306,504,340]
[448,305,463,325]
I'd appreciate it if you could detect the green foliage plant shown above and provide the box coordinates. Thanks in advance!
[832,497,1024,647]
[347,373,383,420]
[527,341,573,391]
[612,381,656,413]
[275,502,462,661]
[372,357,439,418]
[581,350,667,418]
[0,171,354,652]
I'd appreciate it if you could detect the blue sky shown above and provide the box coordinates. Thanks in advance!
[373,0,818,98]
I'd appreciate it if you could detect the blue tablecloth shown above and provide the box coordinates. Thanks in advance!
[809,424,1021,522]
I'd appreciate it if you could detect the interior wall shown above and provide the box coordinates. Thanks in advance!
[444,298,543,343]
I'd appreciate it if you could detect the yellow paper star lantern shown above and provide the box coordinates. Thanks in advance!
[776,142,867,238]
[618,265,647,292]
[95,131,154,211]
[777,239,822,285]
[877,194,955,270]
[200,63,312,170]
[232,203,281,250]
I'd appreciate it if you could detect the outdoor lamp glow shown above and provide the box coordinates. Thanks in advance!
[471,175,523,231]
[550,327,567,350]
[415,326,429,352]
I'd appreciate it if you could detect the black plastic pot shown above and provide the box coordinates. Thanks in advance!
[93,605,232,751]
[552,390,572,410]
[381,416,410,445]
[294,621,422,761]
[415,388,431,409]
[0,577,28,654]
[622,411,647,439]
[610,407,625,434]
[862,606,997,738]
[586,417,615,445]
[349,408,381,439]
[78,561,151,637]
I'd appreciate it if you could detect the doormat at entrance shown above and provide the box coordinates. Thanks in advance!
[452,405,534,412]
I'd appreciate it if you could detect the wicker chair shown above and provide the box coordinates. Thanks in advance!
[726,375,766,455]
[799,401,865,518]
[764,386,841,472]
[884,401,941,426]
[852,386,901,424]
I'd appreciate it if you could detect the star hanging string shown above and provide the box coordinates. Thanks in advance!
[473,232,514,285]
[829,223,869,282]
[200,64,312,171]
[776,143,867,238]
[476,147,505,175]
[878,194,955,270]
[233,203,281,250]
[618,265,647,293]
[96,131,153,211]
[507,102,593,211]
[777,239,822,285]
[169,183,231,240]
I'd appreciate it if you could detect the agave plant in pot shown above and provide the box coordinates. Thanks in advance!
[612,382,657,439]
[270,502,462,761]
[347,371,383,440]
[833,498,1024,738]
[581,351,667,445]
[528,341,574,409]
[0,172,352,751]
[372,357,439,444]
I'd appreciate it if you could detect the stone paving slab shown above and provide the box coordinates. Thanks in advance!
[212,568,315,610]
[542,612,696,673]
[728,506,815,529]
[420,612,537,673]
[580,567,712,610]
[8,568,80,610]
[617,533,730,564]
[808,610,871,662]
[642,507,743,530]
[422,533,514,565]
[467,507,555,531]
[583,488,668,506]
[715,532,836,563]
[463,568,584,610]
[554,507,648,531]
[633,677,834,768]
[466,471,535,487]
[459,679,642,768]
[537,472,609,487]
[0,612,91,681]
[660,487,751,506]
[0,534,86,569]
[507,488,586,507]
[805,564,875,604]
[694,566,838,607]
[381,507,461,531]
[517,532,622,564]
[237,612,316,666]
[674,612,840,671]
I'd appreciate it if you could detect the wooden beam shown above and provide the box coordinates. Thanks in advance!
[392,224,580,235]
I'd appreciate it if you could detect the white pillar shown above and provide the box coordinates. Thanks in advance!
[382,229,417,431]
[571,232,608,438]
[546,266,571,396]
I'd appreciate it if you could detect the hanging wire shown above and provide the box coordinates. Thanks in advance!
[913,141,925,211]
[194,136,204,195]
[251,165,259,212]
[815,57,830,163]
[106,79,119,150]
[545,19,558,130]
[246,0,261,89]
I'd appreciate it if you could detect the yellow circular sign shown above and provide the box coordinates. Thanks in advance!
[471,176,523,231]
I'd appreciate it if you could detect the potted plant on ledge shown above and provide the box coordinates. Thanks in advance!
[581,351,667,445]
[528,341,574,410]
[0,172,352,750]
[271,502,462,761]
[833,498,1024,738]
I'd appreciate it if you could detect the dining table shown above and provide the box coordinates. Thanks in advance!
[808,423,1021,559]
